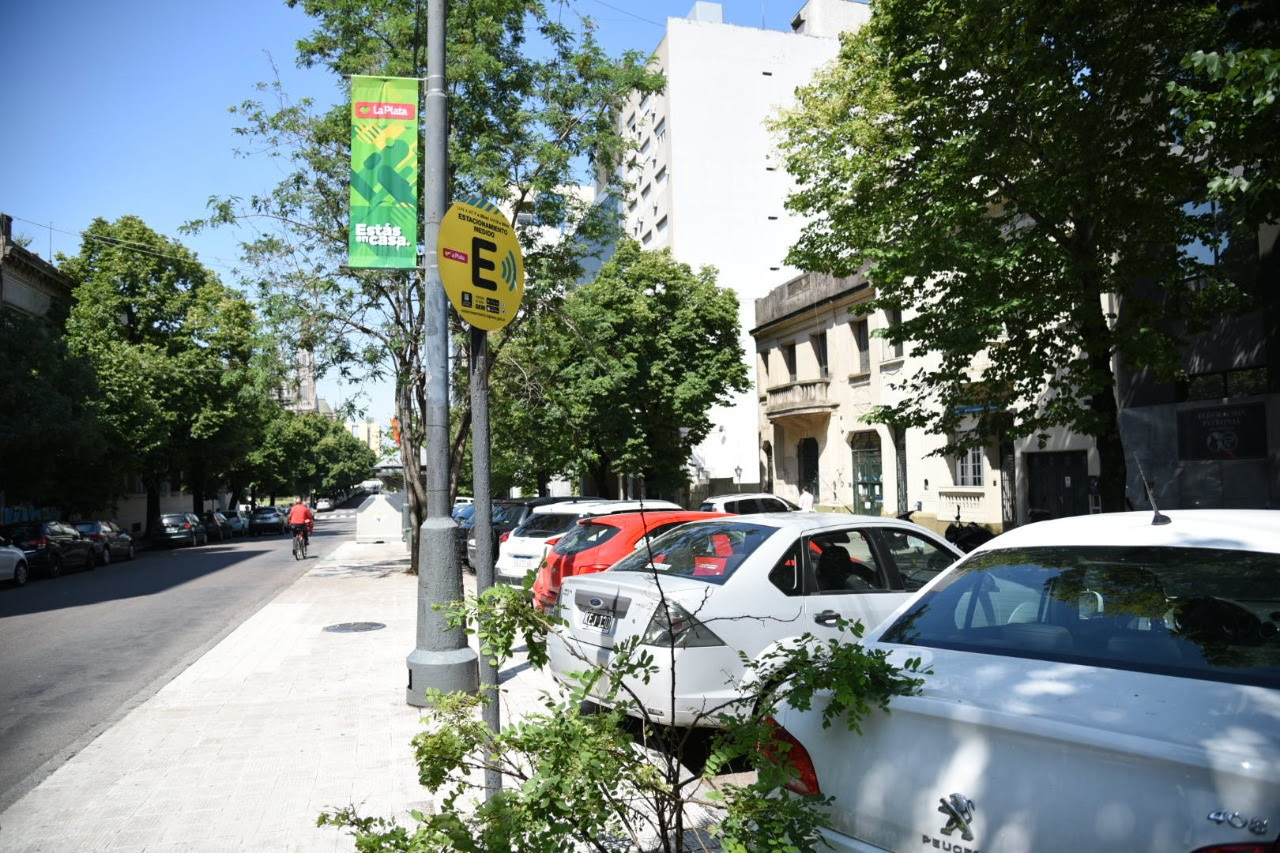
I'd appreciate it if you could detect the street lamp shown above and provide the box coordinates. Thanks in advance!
[734,465,742,493]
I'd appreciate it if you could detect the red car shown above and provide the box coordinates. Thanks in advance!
[532,510,728,612]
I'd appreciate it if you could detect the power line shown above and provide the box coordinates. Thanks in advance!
[579,0,664,28]
[8,215,244,273]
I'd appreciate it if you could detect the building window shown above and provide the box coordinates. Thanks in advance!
[811,332,828,378]
[886,308,904,359]
[642,230,653,245]
[655,215,668,234]
[782,343,797,383]
[955,445,983,487]
[641,183,651,200]
[851,319,870,375]
[655,166,667,186]
[654,118,666,141]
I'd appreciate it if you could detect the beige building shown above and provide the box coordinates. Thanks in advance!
[752,271,1108,534]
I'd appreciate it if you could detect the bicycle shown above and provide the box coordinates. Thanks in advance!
[292,524,308,560]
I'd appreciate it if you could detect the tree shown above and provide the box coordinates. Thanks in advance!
[63,216,269,532]
[773,0,1247,511]
[492,241,750,498]
[192,0,663,569]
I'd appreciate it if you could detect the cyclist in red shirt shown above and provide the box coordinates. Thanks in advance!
[287,497,315,547]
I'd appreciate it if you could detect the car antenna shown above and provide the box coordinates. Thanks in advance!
[1133,454,1171,526]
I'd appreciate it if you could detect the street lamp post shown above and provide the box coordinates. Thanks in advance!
[734,466,742,493]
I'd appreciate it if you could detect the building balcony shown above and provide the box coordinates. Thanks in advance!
[765,379,838,423]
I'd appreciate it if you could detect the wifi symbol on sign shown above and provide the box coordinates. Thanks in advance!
[501,251,519,290]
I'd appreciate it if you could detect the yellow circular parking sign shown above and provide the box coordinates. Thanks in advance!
[438,198,525,331]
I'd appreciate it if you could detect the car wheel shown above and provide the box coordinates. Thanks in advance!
[13,561,29,587]
[100,546,112,566]
[188,531,196,547]
[48,554,63,578]
[127,543,136,560]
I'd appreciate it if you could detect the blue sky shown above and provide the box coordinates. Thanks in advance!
[2,0,803,422]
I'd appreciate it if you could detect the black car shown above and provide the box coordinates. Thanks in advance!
[0,520,97,577]
[202,511,233,541]
[249,506,286,535]
[74,520,136,564]
[155,513,208,548]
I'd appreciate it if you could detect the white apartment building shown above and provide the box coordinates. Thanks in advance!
[606,0,872,495]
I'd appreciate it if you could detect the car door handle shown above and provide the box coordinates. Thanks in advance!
[813,609,841,626]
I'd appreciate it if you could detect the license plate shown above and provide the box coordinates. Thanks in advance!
[514,555,535,565]
[581,611,613,632]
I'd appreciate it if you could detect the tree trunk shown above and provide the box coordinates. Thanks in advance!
[1083,311,1128,513]
[398,382,427,576]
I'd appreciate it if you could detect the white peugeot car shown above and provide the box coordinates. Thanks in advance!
[548,512,963,727]
[769,509,1280,853]
[494,499,681,586]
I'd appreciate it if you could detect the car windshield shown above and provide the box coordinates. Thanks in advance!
[75,523,98,533]
[879,545,1280,689]
[254,509,275,517]
[161,515,185,524]
[553,521,622,556]
[611,520,777,586]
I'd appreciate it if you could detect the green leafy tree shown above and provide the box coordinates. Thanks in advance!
[64,216,265,532]
[192,0,663,569]
[773,0,1249,511]
[494,241,749,497]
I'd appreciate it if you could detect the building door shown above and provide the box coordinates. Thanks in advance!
[798,437,820,497]
[999,436,1017,528]
[1026,450,1089,520]
[850,432,883,516]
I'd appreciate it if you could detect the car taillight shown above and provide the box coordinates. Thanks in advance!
[640,601,725,648]
[182,522,191,529]
[499,531,511,543]
[31,537,50,549]
[760,717,821,797]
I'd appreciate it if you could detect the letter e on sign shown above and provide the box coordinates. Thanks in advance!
[438,198,524,331]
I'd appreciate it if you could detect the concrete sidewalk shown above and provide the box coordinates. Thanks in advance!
[0,538,559,852]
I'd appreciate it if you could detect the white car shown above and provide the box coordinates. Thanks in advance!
[770,509,1280,853]
[494,499,681,586]
[548,512,962,727]
[315,498,333,512]
[698,492,800,514]
[0,534,30,587]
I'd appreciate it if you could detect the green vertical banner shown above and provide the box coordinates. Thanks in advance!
[349,75,419,269]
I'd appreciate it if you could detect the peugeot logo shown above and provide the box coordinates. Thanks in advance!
[938,793,975,841]
[588,596,604,608]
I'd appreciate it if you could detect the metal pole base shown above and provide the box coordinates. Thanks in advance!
[407,646,479,706]
[406,517,479,706]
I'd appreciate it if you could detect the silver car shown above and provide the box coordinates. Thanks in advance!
[0,535,30,587]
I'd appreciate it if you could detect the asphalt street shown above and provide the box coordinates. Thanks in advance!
[0,509,356,812]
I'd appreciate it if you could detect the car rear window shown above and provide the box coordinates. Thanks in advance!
[553,521,621,556]
[515,512,585,539]
[161,514,185,524]
[493,504,528,526]
[612,520,776,586]
[879,545,1280,688]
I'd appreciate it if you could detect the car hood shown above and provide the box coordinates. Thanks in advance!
[779,642,1280,852]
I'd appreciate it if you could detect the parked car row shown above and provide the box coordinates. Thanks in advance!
[544,509,1280,853]
[0,518,148,583]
